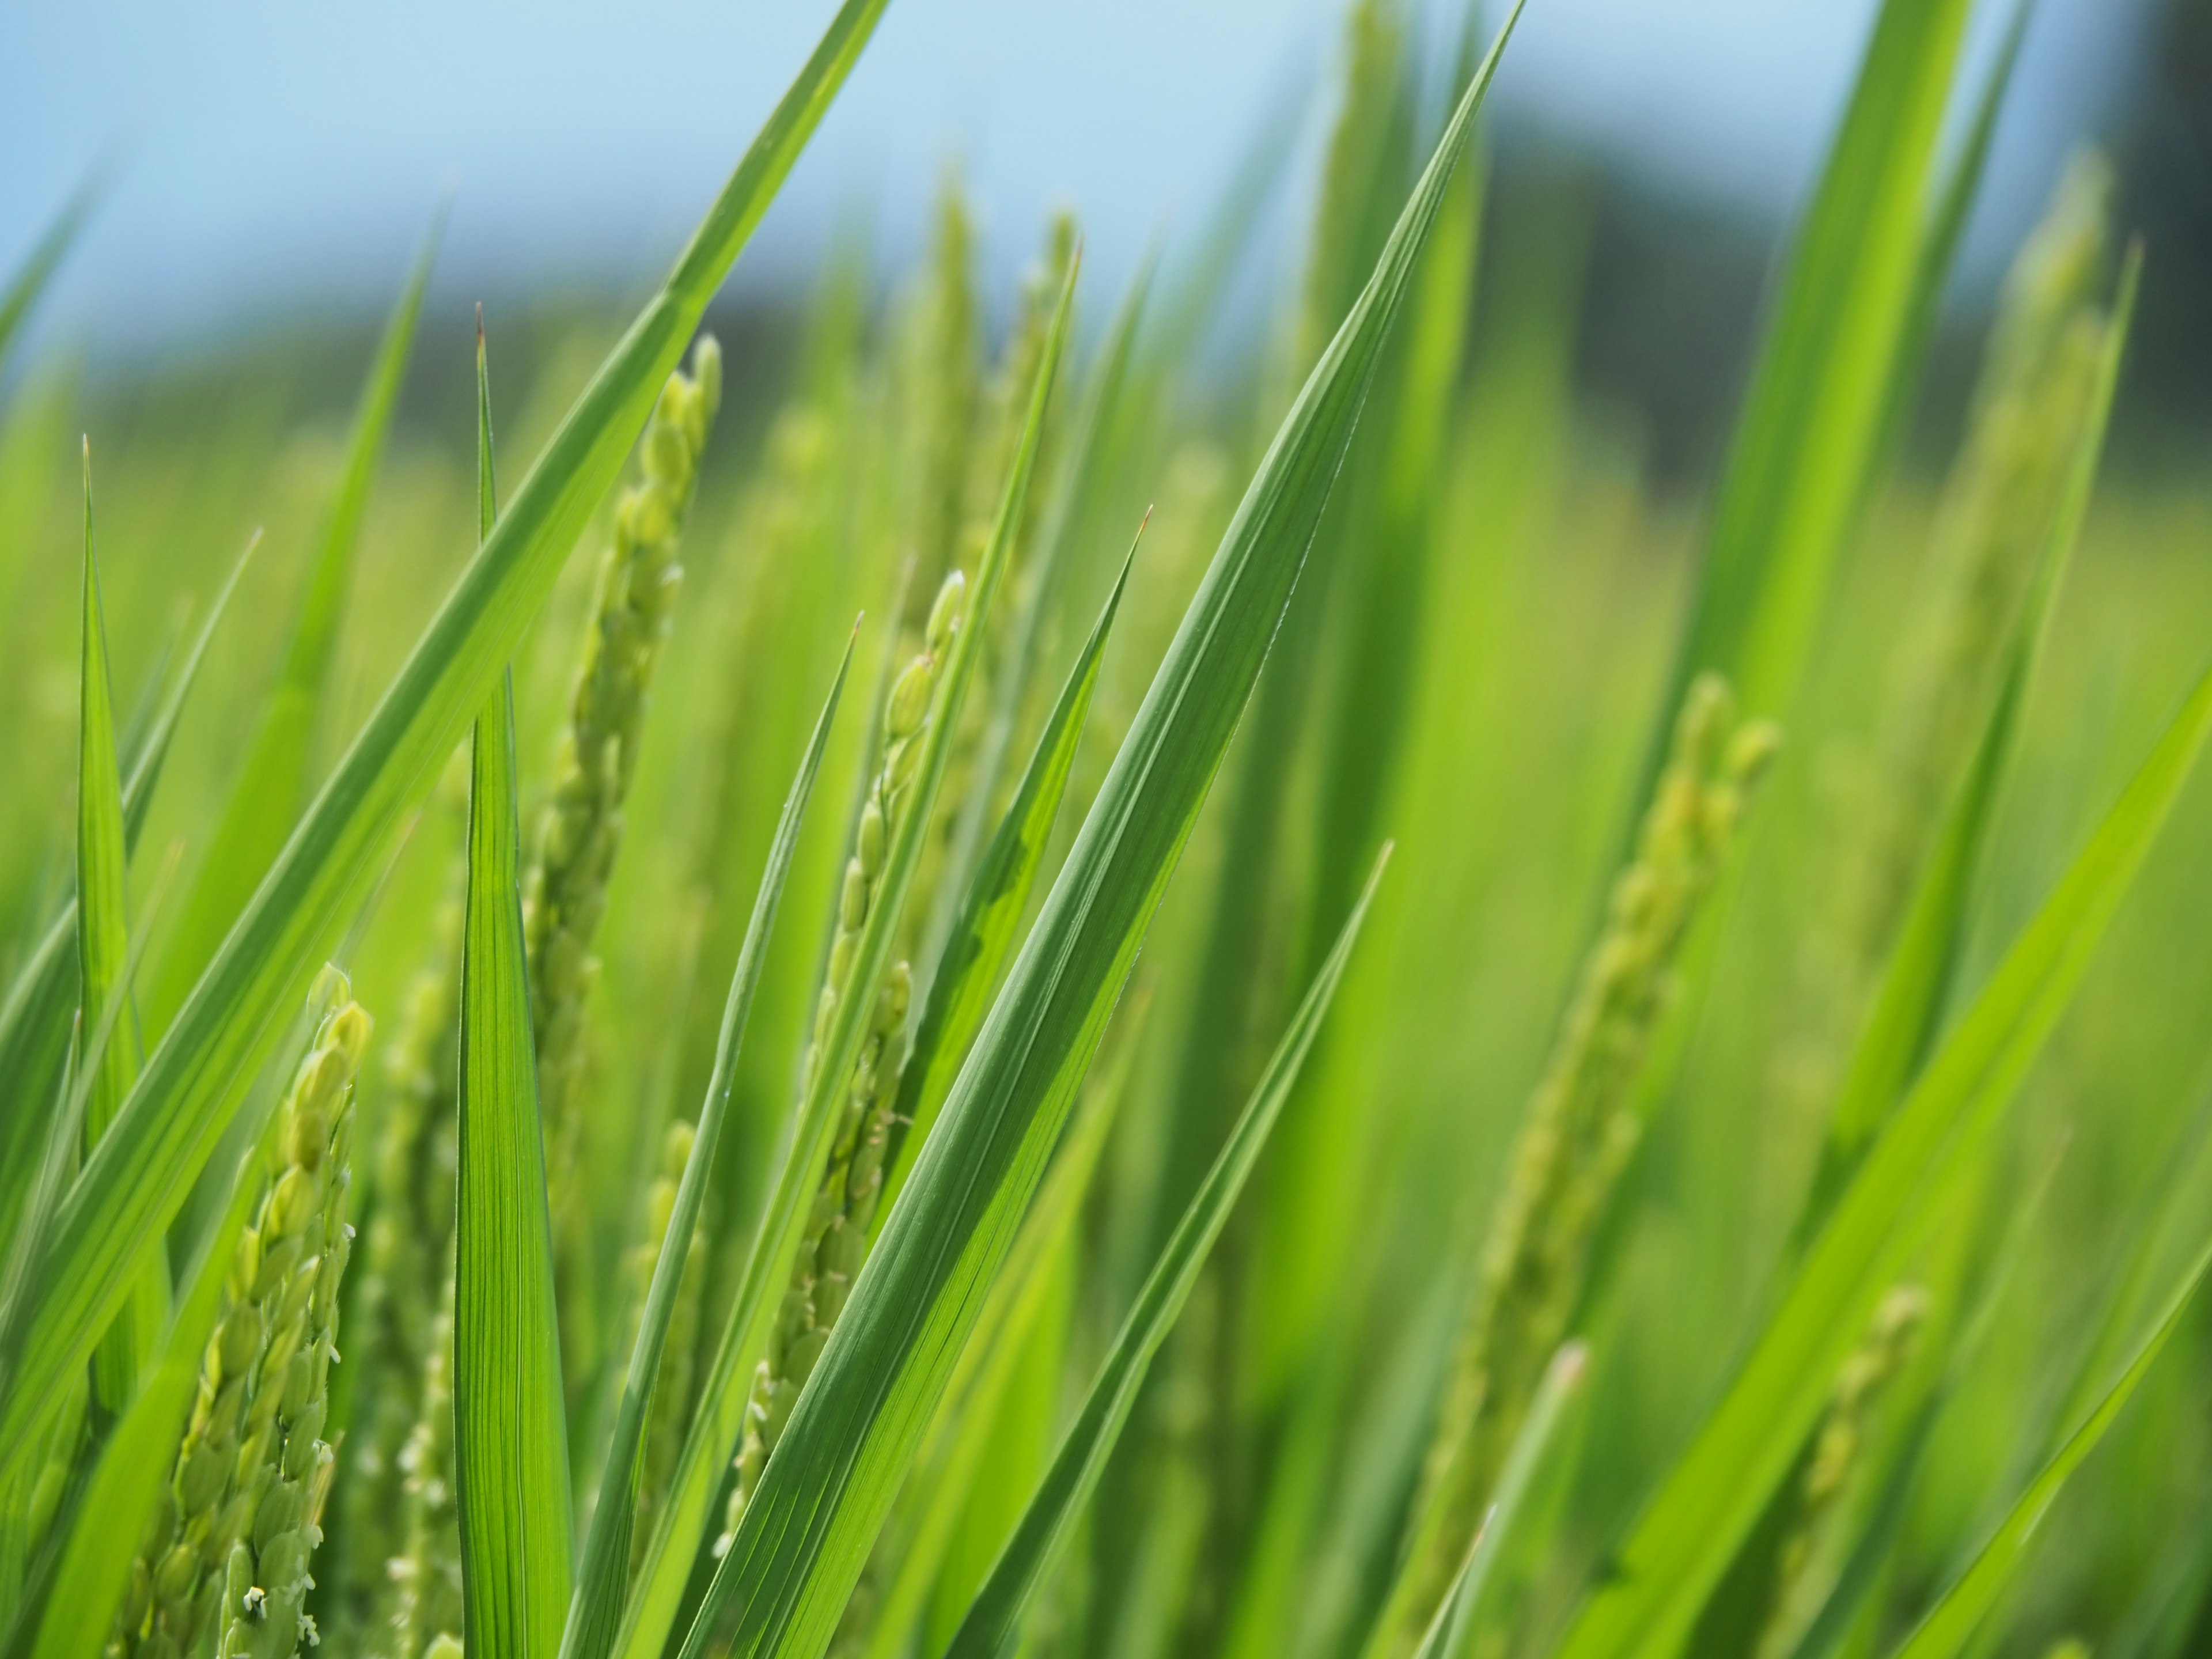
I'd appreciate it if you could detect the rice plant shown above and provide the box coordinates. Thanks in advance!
[5,2,2212,1659]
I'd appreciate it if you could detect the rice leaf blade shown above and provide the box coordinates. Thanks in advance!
[0,181,92,381]
[693,19,1517,1652]
[0,0,889,1491]
[1800,245,2138,1234]
[1661,0,1970,728]
[73,441,158,1413]
[940,852,1389,1659]
[455,671,573,1659]
[0,535,255,1242]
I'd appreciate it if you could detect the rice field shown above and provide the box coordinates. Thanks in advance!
[4,2,2212,1658]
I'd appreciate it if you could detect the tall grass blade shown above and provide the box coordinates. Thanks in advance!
[455,670,573,1659]
[1551,642,2212,1659]
[0,534,256,1238]
[692,22,1517,1652]
[0,0,891,1494]
[560,633,855,1659]
[147,212,444,1034]
[1799,244,2138,1236]
[941,851,1389,1659]
[73,441,160,1414]
[1658,0,1969,731]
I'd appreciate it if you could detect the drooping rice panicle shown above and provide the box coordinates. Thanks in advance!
[525,336,721,1363]
[112,969,369,1659]
[715,570,965,1552]
[1375,675,1781,1654]
[1752,1283,1929,1659]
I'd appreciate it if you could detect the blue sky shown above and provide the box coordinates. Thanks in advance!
[2,0,2156,358]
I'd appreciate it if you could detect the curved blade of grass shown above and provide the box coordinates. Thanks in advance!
[941,851,1389,1659]
[74,440,160,1414]
[1654,0,1969,743]
[146,209,444,1033]
[1869,0,2033,478]
[877,547,1133,1229]
[26,1126,267,1659]
[1408,1343,1588,1659]
[1551,641,2212,1659]
[0,533,256,1234]
[863,1008,1143,1659]
[0,180,93,383]
[561,632,855,1659]
[611,240,1075,1659]
[1798,244,2138,1239]
[0,0,890,1494]
[1889,1239,2212,1659]
[692,21,1516,1649]
[456,670,573,1659]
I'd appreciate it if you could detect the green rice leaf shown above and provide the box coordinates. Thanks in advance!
[612,232,1076,1659]
[1551,635,2212,1659]
[0,0,889,1495]
[1658,0,1969,730]
[877,547,1132,1228]
[560,632,856,1659]
[73,440,160,1414]
[1888,1240,2212,1659]
[937,851,1388,1659]
[0,534,255,1241]
[1799,245,2139,1236]
[1406,1343,1588,1659]
[862,1017,1141,1659]
[692,19,1517,1641]
[455,671,573,1659]
[146,210,444,1034]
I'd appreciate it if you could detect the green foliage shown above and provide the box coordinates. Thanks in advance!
[6,4,2212,1659]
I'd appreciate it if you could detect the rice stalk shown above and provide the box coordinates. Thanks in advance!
[112,969,369,1659]
[1373,674,1781,1656]
[384,1277,460,1659]
[715,570,966,1552]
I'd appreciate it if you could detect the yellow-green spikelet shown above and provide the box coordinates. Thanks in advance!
[1377,676,1780,1654]
[714,571,965,1553]
[387,1277,461,1659]
[528,337,722,1224]
[112,970,370,1659]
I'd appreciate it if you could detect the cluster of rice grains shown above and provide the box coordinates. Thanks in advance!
[113,972,369,1659]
